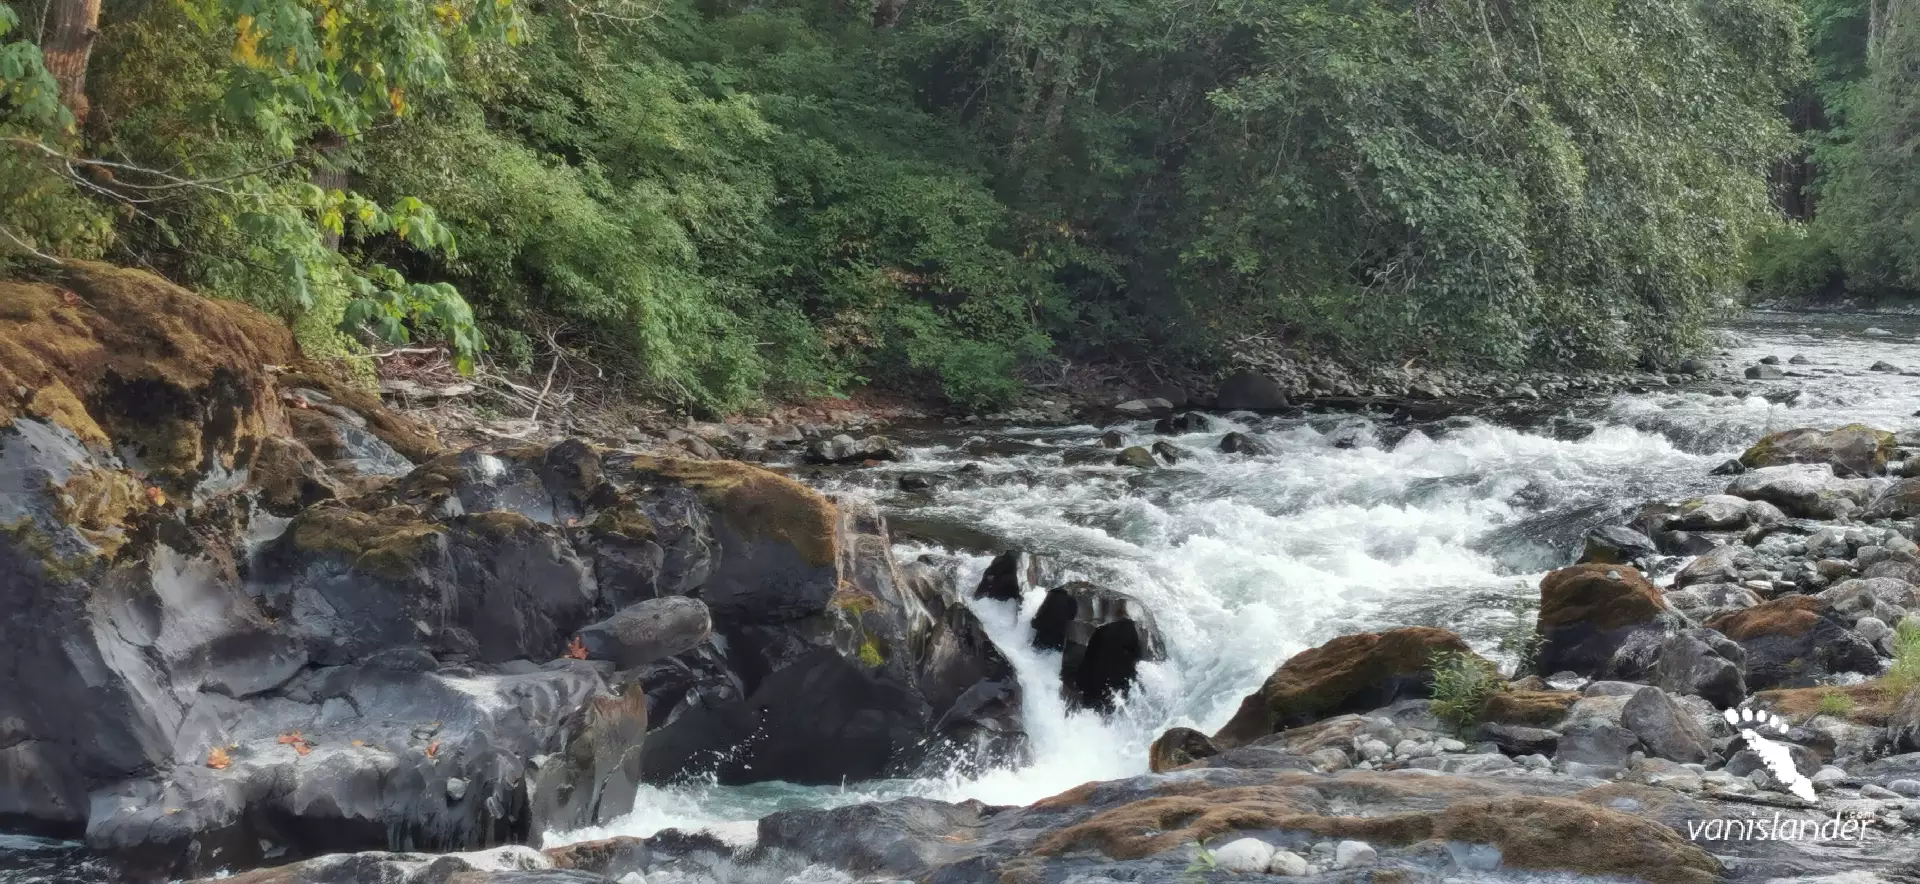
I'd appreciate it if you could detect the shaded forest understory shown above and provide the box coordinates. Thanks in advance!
[0,0,1907,410]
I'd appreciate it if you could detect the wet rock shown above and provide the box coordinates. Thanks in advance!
[1705,596,1881,690]
[1621,687,1710,763]
[1475,722,1561,756]
[1725,463,1879,519]
[1148,441,1186,464]
[1579,525,1658,565]
[1147,727,1218,772]
[1669,494,1752,530]
[1152,412,1211,434]
[1874,360,1904,372]
[1030,582,1166,712]
[1218,431,1270,455]
[1746,364,1784,379]
[1096,430,1126,449]
[1113,445,1158,468]
[1740,424,1896,477]
[973,549,1041,603]
[572,597,712,669]
[804,434,899,465]
[1480,690,1579,728]
[1213,627,1479,746]
[529,686,651,832]
[1649,628,1747,708]
[1533,565,1669,677]
[1215,370,1290,411]
[1113,398,1172,418]
[900,557,1025,763]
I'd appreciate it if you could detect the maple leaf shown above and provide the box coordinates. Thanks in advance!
[145,486,167,507]
[425,740,440,759]
[293,742,312,756]
[564,635,588,660]
[276,731,303,745]
[206,747,231,769]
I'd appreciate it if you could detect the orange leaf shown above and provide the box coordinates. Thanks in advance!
[425,740,440,759]
[293,742,312,756]
[145,486,167,507]
[59,290,79,306]
[350,739,365,747]
[564,635,588,660]
[206,747,230,769]
[276,731,303,745]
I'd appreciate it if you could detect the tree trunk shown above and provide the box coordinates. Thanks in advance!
[40,0,102,125]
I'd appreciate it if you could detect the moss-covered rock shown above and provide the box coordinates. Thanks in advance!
[1212,626,1479,746]
[1740,423,1896,477]
[1534,564,1668,676]
[0,263,296,490]
[1481,689,1580,728]
[1705,596,1881,690]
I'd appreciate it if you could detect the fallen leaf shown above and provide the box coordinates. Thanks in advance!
[350,739,365,747]
[276,731,303,745]
[564,635,588,660]
[425,740,440,759]
[58,289,79,306]
[293,742,311,756]
[206,747,230,769]
[145,486,167,507]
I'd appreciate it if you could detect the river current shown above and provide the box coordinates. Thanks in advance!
[7,310,1920,883]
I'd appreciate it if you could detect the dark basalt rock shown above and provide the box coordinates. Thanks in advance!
[973,549,1039,603]
[1215,370,1290,411]
[1152,412,1211,435]
[1705,596,1880,690]
[803,434,900,465]
[572,597,712,668]
[1218,431,1269,455]
[1579,525,1658,565]
[1533,564,1672,678]
[1029,582,1165,712]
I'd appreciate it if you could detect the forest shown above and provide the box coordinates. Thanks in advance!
[0,0,1886,409]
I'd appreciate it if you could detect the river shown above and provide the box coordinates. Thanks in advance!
[7,310,1920,883]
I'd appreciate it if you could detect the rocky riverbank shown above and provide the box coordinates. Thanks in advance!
[7,266,1920,883]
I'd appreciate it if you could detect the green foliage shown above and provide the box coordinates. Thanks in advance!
[2,0,1810,408]
[1747,223,1843,300]
[1814,690,1855,718]
[1885,619,1920,696]
[1428,649,1502,731]
[1495,593,1545,678]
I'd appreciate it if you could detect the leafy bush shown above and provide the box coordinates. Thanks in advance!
[1428,649,1503,732]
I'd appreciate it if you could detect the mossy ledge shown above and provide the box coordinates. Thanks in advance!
[288,504,445,580]
[628,455,838,568]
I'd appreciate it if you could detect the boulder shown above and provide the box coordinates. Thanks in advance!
[1215,370,1290,411]
[1218,431,1270,455]
[1152,412,1211,434]
[1113,445,1158,468]
[803,434,899,465]
[1705,596,1881,690]
[528,686,650,832]
[1475,722,1561,756]
[1533,565,1669,677]
[1212,627,1478,746]
[572,597,712,668]
[1816,577,1917,626]
[899,557,1026,764]
[1866,478,1920,519]
[1029,582,1166,712]
[1621,687,1710,763]
[1740,424,1897,477]
[1579,525,1658,565]
[973,549,1041,603]
[1147,727,1219,772]
[1725,463,1880,519]
[1649,629,1747,708]
[1745,364,1784,379]
[1670,545,1747,589]
[1668,495,1751,531]
[1113,398,1173,418]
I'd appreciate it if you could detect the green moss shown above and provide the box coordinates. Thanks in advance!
[48,466,149,558]
[856,636,885,667]
[629,456,838,568]
[457,510,536,540]
[290,505,444,580]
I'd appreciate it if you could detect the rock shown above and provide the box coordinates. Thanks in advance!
[1662,582,1760,621]
[1113,445,1158,468]
[1097,429,1126,449]
[1746,364,1785,379]
[1740,424,1897,477]
[1476,722,1562,756]
[1149,440,1186,464]
[1865,477,1920,519]
[573,597,712,668]
[1725,463,1879,519]
[973,549,1041,603]
[1533,565,1669,677]
[1267,849,1310,876]
[1213,627,1479,745]
[1705,596,1881,690]
[1480,691,1579,728]
[1874,360,1904,372]
[1333,840,1377,869]
[1029,582,1166,712]
[1210,837,1276,873]
[1622,687,1710,763]
[1760,354,1782,364]
[1148,727,1218,772]
[1677,357,1711,374]
[1113,398,1173,418]
[1215,370,1290,411]
[1579,525,1658,565]
[1649,628,1747,708]
[529,685,651,832]
[1152,412,1211,434]
[899,558,1025,763]
[1217,431,1270,455]
[1672,545,1748,589]
[1816,577,1916,626]
[803,434,899,464]
[1669,494,1752,530]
